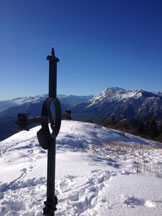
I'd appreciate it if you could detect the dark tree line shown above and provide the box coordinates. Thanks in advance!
[137,119,159,139]
[94,117,162,141]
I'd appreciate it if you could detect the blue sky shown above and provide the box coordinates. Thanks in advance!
[0,0,162,100]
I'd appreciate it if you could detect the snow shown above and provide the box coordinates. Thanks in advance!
[11,95,47,105]
[0,120,162,215]
[87,88,144,108]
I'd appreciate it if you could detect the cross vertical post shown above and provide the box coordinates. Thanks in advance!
[43,48,60,216]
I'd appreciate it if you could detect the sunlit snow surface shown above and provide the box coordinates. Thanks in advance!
[0,120,162,216]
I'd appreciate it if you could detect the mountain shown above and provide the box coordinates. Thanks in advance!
[72,87,162,121]
[0,95,47,112]
[0,94,93,141]
[0,94,93,116]
[0,120,162,215]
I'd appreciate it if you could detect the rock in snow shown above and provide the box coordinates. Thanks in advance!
[0,120,162,216]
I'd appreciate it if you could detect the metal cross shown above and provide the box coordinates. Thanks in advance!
[15,48,70,216]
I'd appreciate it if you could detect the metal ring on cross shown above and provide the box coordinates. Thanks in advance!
[37,97,62,150]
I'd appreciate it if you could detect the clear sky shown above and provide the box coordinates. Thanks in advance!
[0,0,162,100]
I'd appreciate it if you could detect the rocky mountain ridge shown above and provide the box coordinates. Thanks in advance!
[72,87,162,120]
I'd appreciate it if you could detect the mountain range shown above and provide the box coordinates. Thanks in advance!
[1,87,162,140]
[0,94,93,141]
[0,94,93,114]
[72,87,162,121]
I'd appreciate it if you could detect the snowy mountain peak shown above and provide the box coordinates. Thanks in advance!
[102,88,145,99]
[71,87,162,121]
[101,87,126,96]
[89,87,162,106]
[88,88,143,107]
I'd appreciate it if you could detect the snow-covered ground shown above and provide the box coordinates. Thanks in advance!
[0,120,162,216]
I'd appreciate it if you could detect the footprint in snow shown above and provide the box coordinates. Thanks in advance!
[0,200,26,215]
[57,175,76,194]
[57,170,114,215]
[124,196,145,207]
[124,196,156,208]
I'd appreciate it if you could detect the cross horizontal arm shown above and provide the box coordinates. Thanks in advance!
[15,113,47,131]
[15,111,70,131]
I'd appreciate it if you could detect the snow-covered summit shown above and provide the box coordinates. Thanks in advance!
[88,88,153,107]
[0,120,162,215]
[72,87,162,120]
[3,120,157,150]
